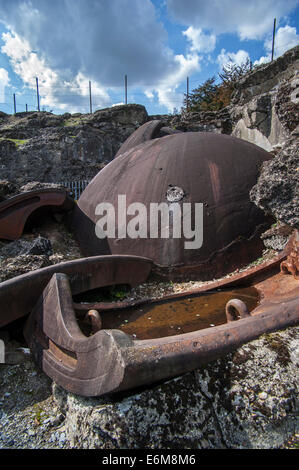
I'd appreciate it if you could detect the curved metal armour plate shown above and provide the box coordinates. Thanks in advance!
[24,248,299,397]
[114,120,164,158]
[0,189,74,240]
[72,132,273,280]
[0,255,153,327]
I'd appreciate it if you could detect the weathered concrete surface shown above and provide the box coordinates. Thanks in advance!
[153,107,233,135]
[0,181,67,201]
[260,223,294,251]
[250,127,299,229]
[0,180,17,201]
[0,220,81,282]
[50,326,298,449]
[0,104,148,184]
[154,46,298,153]
[0,351,64,449]
[230,46,298,150]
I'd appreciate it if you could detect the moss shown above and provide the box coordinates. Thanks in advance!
[263,334,291,365]
[0,137,29,147]
[232,350,253,365]
[252,401,272,418]
[32,404,49,425]
[62,118,82,127]
[110,286,129,300]
[269,340,291,365]
[73,284,131,303]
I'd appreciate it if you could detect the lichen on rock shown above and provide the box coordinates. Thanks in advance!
[49,326,298,449]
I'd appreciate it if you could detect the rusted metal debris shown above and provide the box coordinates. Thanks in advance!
[114,120,165,158]
[0,255,153,328]
[73,130,274,280]
[24,240,299,397]
[280,230,299,279]
[0,188,74,240]
[0,228,297,396]
[225,299,250,322]
[85,310,102,333]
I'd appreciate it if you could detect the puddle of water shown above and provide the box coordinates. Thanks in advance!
[76,287,259,340]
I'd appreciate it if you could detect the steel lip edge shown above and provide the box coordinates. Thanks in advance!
[0,245,291,328]
[24,266,299,396]
[115,301,299,394]
[0,254,154,327]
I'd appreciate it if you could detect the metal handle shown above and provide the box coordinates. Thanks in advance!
[225,299,250,322]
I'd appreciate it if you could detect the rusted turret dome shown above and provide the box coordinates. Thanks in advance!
[72,131,273,280]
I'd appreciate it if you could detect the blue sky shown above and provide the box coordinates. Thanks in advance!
[0,0,298,115]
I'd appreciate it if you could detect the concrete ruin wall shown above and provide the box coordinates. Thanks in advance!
[0,104,148,185]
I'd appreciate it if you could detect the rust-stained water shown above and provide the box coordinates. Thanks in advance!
[77,287,259,340]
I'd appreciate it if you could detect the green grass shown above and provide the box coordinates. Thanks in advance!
[0,137,29,147]
[62,117,82,127]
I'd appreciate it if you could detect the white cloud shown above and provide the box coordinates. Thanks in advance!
[266,25,299,57]
[145,53,200,112]
[254,25,299,65]
[0,68,10,102]
[254,55,271,66]
[217,49,250,70]
[1,31,110,112]
[70,72,110,112]
[183,26,216,53]
[0,0,181,87]
[167,0,298,40]
[0,0,203,113]
[144,90,155,100]
[1,32,59,89]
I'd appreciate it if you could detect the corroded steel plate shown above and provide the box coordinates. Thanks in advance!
[0,255,153,327]
[0,189,74,240]
[114,120,164,158]
[24,245,299,397]
[73,132,273,280]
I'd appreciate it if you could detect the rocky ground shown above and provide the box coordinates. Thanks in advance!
[0,214,81,283]
[0,326,298,449]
